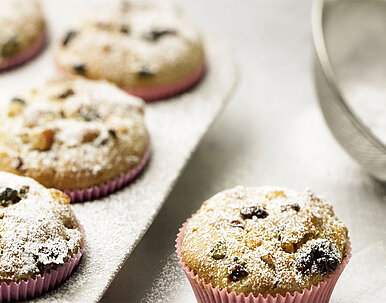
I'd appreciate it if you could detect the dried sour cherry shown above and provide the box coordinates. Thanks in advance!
[0,187,21,207]
[240,205,268,220]
[295,239,340,275]
[11,97,26,105]
[228,264,248,282]
[108,129,117,138]
[230,219,245,229]
[57,88,75,99]
[137,65,155,78]
[281,203,300,212]
[144,28,176,41]
[72,64,87,75]
[62,31,78,47]
[120,25,130,34]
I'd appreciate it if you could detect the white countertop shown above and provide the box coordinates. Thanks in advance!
[98,0,386,302]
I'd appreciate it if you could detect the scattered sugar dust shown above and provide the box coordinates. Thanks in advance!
[141,253,195,303]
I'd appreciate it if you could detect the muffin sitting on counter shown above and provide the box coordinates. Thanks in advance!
[177,186,350,303]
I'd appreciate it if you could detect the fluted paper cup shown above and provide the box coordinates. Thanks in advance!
[123,62,206,102]
[176,218,351,303]
[64,143,151,202]
[0,223,85,302]
[0,31,47,72]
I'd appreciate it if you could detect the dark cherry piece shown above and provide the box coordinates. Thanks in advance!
[62,31,78,47]
[144,28,176,41]
[73,64,87,75]
[230,220,245,229]
[240,205,268,220]
[11,97,26,104]
[108,129,117,138]
[228,264,249,282]
[57,88,75,99]
[0,188,21,207]
[281,203,300,212]
[137,65,155,78]
[295,239,340,275]
[120,25,130,34]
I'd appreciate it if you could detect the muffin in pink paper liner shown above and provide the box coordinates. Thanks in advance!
[55,0,205,102]
[0,77,151,202]
[0,32,47,72]
[0,226,85,303]
[64,142,151,202]
[0,0,46,72]
[176,186,351,303]
[0,172,85,302]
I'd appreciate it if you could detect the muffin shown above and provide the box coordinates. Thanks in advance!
[55,0,205,101]
[177,186,350,302]
[0,0,46,71]
[0,172,84,301]
[0,76,151,202]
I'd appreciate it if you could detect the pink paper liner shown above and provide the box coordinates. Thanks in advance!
[123,61,206,102]
[0,30,47,72]
[176,217,352,303]
[64,142,151,202]
[0,222,85,302]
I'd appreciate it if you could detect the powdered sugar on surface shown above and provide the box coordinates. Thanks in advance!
[141,253,190,303]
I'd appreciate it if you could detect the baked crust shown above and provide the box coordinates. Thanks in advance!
[181,186,349,297]
[55,0,204,90]
[0,76,150,190]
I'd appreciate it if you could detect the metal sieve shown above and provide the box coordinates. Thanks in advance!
[313,0,386,181]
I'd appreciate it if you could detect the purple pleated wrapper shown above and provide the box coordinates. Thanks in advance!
[64,143,151,202]
[0,223,85,302]
[176,217,351,303]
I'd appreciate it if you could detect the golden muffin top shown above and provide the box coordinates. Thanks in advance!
[181,186,348,297]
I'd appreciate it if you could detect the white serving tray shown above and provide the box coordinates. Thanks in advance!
[0,1,237,302]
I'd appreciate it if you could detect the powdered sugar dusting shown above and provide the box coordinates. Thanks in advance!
[141,253,190,303]
[181,186,348,297]
[0,172,83,283]
[1,35,235,302]
[55,0,204,88]
[0,77,149,190]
